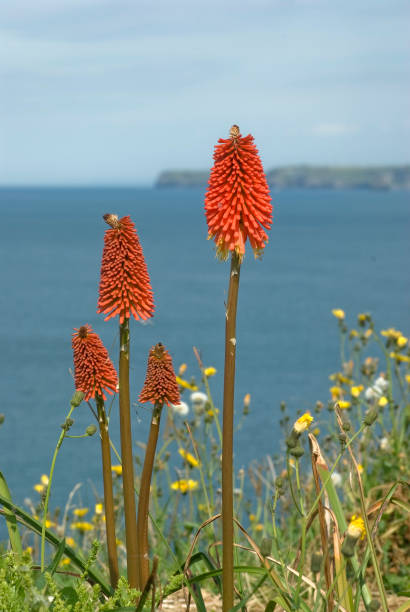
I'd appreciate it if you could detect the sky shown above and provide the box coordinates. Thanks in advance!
[1,0,409,185]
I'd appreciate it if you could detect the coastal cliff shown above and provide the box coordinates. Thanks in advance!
[156,165,410,190]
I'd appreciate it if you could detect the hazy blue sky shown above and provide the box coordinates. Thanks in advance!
[1,0,409,185]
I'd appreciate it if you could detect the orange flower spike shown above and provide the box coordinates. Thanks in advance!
[98,214,155,324]
[72,325,118,401]
[139,343,181,406]
[205,125,273,260]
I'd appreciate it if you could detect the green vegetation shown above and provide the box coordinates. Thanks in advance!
[1,312,409,610]
[156,165,410,190]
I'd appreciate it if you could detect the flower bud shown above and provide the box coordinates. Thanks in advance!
[342,421,351,432]
[311,552,322,573]
[86,425,97,436]
[61,417,74,431]
[364,409,378,426]
[290,445,304,458]
[286,430,299,449]
[341,533,357,557]
[275,477,284,489]
[260,537,272,557]
[369,600,381,611]
[70,390,85,408]
[0,413,4,425]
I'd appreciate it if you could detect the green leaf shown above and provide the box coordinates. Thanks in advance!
[57,586,78,606]
[0,471,23,555]
[46,537,66,576]
[0,493,112,597]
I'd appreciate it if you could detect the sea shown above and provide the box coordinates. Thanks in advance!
[0,187,409,516]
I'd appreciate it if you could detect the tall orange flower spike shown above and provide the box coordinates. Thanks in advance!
[98,214,155,324]
[139,343,180,406]
[205,125,273,260]
[72,325,118,401]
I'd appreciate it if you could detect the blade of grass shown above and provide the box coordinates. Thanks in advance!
[0,471,23,555]
[46,537,66,576]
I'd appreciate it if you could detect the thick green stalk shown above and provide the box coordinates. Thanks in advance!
[222,251,241,611]
[119,318,139,589]
[96,395,119,589]
[41,404,75,571]
[136,401,163,589]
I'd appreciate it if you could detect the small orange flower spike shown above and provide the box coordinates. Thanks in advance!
[98,214,155,324]
[72,325,118,401]
[139,343,180,406]
[205,125,273,260]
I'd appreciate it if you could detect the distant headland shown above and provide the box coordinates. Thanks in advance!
[156,165,410,190]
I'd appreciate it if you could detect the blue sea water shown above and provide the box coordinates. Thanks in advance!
[0,187,409,513]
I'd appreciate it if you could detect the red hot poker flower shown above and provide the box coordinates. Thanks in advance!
[139,343,180,406]
[72,325,118,401]
[98,214,154,324]
[205,125,273,260]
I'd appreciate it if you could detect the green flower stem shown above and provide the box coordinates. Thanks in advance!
[96,394,119,589]
[119,318,139,589]
[136,401,163,590]
[295,458,305,515]
[222,251,241,612]
[41,404,75,571]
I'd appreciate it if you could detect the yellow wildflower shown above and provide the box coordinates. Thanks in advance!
[406,374,410,385]
[66,537,75,547]
[71,521,94,532]
[34,484,44,494]
[45,520,56,528]
[170,479,199,494]
[207,408,219,417]
[357,464,364,474]
[349,329,359,338]
[73,508,89,518]
[178,447,199,468]
[364,329,373,339]
[332,309,345,320]
[204,366,217,377]
[111,465,122,475]
[198,504,207,512]
[312,427,320,436]
[255,524,264,532]
[397,336,408,348]
[378,396,388,407]
[25,546,33,556]
[390,352,410,363]
[329,373,351,385]
[95,503,104,515]
[357,313,367,325]
[40,474,49,486]
[381,328,402,340]
[249,514,257,522]
[347,515,366,540]
[175,376,198,391]
[178,363,187,376]
[338,401,351,409]
[60,558,71,567]
[293,412,314,434]
[350,385,364,398]
[330,386,342,399]
[243,393,251,407]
